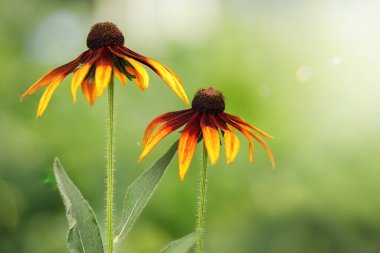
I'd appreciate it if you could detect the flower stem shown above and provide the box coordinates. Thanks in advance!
[107,79,115,253]
[196,143,208,253]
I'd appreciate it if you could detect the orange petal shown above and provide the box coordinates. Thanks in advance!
[81,80,96,106]
[21,71,56,100]
[71,63,92,102]
[145,58,189,105]
[125,57,149,90]
[223,128,240,165]
[21,50,90,101]
[142,109,193,146]
[95,53,112,97]
[178,113,201,181]
[113,67,127,85]
[219,114,256,165]
[250,132,275,168]
[223,113,274,139]
[139,117,188,162]
[200,113,220,165]
[36,76,64,117]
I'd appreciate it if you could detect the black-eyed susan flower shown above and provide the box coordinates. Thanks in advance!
[139,87,275,181]
[21,22,189,117]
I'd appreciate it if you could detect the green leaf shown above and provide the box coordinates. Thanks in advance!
[159,232,199,253]
[54,158,104,253]
[114,141,178,244]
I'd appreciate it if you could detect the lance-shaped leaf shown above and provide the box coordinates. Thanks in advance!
[159,232,199,253]
[114,141,178,244]
[54,158,104,253]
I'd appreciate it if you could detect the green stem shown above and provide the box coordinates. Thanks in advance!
[196,143,208,253]
[107,79,115,253]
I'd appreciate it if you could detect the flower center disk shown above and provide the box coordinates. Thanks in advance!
[191,87,225,113]
[86,22,125,49]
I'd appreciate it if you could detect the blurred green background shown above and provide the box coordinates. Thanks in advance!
[1,0,380,252]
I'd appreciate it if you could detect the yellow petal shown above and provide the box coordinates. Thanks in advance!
[249,139,254,165]
[113,67,127,85]
[126,57,149,90]
[71,63,92,102]
[200,114,220,165]
[36,76,63,117]
[95,56,112,97]
[224,129,240,165]
[146,58,189,105]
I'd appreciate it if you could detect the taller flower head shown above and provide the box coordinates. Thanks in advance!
[21,22,189,117]
[139,87,275,181]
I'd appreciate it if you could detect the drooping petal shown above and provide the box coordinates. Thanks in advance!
[145,59,188,102]
[112,46,189,105]
[222,112,274,139]
[70,50,100,102]
[248,139,254,164]
[113,66,127,85]
[36,76,64,117]
[223,128,240,165]
[21,50,90,100]
[81,79,96,106]
[211,115,241,164]
[71,63,92,102]
[142,109,193,146]
[138,115,190,162]
[178,112,201,181]
[200,113,220,165]
[218,114,255,165]
[224,113,275,166]
[95,50,113,97]
[125,57,149,90]
[21,71,56,100]
[249,132,275,168]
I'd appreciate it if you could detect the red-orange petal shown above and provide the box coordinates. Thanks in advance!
[222,112,274,139]
[81,79,96,106]
[178,112,201,181]
[249,132,275,168]
[223,113,275,167]
[36,76,64,117]
[142,109,193,146]
[95,50,113,97]
[139,115,187,161]
[200,113,220,165]
[21,50,90,100]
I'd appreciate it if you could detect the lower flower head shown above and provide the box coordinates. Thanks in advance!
[191,87,225,113]
[21,22,189,117]
[139,87,275,181]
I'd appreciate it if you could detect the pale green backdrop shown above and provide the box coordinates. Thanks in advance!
[1,0,380,252]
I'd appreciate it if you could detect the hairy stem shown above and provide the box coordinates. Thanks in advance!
[196,143,208,253]
[107,79,115,253]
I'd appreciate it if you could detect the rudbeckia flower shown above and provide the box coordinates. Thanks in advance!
[139,87,275,181]
[21,22,189,117]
